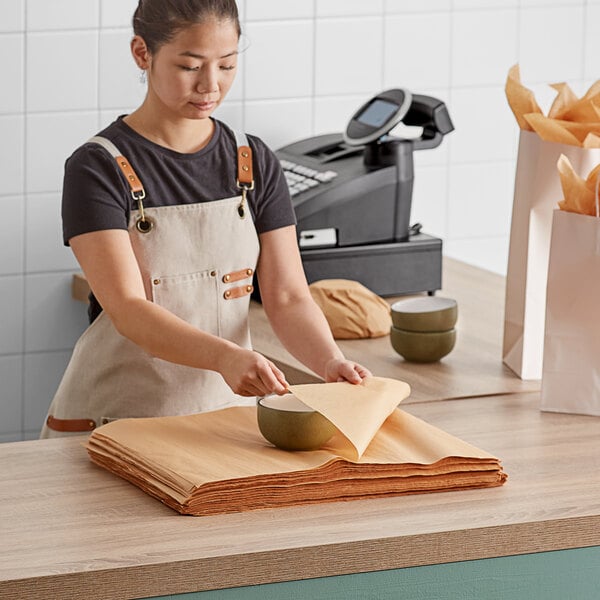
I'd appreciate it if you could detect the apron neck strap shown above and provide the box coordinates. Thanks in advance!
[233,130,254,191]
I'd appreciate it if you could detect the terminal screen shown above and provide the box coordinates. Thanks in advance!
[356,99,399,128]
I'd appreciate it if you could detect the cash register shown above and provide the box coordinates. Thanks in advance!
[276,88,454,297]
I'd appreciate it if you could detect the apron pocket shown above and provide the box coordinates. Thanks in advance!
[150,269,220,336]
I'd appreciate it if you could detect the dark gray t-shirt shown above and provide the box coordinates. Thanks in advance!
[62,116,295,321]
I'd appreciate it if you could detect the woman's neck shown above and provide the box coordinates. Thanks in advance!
[123,106,215,154]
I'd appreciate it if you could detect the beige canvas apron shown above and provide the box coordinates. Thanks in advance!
[41,131,260,438]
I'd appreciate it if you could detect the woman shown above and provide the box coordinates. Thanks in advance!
[41,0,371,438]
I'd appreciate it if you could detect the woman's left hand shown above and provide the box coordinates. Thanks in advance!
[324,358,372,384]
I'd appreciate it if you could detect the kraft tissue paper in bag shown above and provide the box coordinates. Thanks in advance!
[541,156,600,416]
[503,65,600,380]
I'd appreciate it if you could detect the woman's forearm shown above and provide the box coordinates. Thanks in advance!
[111,296,236,371]
[263,293,344,379]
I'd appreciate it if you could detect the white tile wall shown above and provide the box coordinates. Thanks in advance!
[317,0,383,17]
[0,196,25,276]
[212,101,244,132]
[0,0,24,32]
[24,273,88,353]
[245,21,314,99]
[27,0,99,31]
[0,34,24,114]
[584,4,600,82]
[27,32,98,112]
[100,0,138,28]
[411,165,449,239]
[447,162,514,239]
[0,356,22,435]
[0,115,24,195]
[451,9,518,87]
[384,13,451,91]
[0,277,24,355]
[246,0,314,21]
[245,99,313,149]
[385,0,451,12]
[453,0,518,9]
[519,6,585,83]
[99,30,146,110]
[23,351,72,435]
[444,236,509,277]
[315,17,383,95]
[26,112,99,193]
[0,2,597,440]
[449,86,517,164]
[313,94,371,136]
[26,193,78,273]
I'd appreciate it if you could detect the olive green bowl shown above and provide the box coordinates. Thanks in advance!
[257,394,337,451]
[390,297,458,332]
[390,326,456,363]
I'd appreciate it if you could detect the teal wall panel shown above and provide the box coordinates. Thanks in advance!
[146,545,600,600]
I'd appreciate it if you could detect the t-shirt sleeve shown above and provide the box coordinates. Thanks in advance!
[247,135,296,234]
[61,144,130,246]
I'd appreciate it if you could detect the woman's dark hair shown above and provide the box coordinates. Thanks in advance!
[133,0,241,54]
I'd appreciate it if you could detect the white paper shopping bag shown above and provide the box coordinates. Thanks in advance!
[502,131,600,380]
[541,209,600,416]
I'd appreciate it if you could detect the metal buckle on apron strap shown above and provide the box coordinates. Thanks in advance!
[46,415,96,433]
[113,154,152,233]
[237,144,254,219]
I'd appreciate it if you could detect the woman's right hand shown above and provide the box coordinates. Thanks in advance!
[217,346,289,397]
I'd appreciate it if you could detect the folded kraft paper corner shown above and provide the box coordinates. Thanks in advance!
[86,377,507,516]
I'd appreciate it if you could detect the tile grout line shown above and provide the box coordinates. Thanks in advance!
[20,0,28,440]
[444,0,455,246]
[380,3,385,90]
[241,0,246,132]
[582,0,588,83]
[97,0,102,130]
[311,0,317,135]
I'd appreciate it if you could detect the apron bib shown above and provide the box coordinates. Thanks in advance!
[41,132,259,438]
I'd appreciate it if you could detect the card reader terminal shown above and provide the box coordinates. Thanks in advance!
[274,89,454,297]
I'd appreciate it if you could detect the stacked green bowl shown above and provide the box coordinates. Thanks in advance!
[390,297,457,363]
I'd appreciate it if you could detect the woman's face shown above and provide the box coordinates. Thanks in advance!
[144,18,239,121]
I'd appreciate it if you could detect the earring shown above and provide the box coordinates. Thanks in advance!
[139,69,147,84]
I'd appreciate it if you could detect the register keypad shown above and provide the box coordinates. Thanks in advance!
[280,159,337,197]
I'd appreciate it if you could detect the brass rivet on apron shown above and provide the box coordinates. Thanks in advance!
[120,161,127,167]
[246,268,253,276]
[224,290,231,299]
[210,270,217,277]
[246,285,253,293]
[153,279,160,285]
[241,151,249,158]
[136,217,154,233]
[129,175,135,181]
[223,274,231,283]
[242,165,249,172]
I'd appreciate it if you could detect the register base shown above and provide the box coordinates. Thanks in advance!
[300,232,442,297]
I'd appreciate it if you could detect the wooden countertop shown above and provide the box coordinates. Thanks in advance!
[2,393,600,599]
